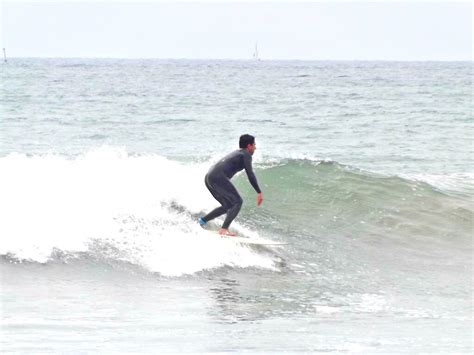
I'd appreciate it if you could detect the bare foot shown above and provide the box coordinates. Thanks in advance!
[218,228,237,237]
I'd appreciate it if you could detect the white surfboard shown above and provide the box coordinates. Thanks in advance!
[220,235,287,246]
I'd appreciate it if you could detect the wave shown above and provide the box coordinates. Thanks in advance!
[0,148,279,276]
[1,148,471,275]
[255,159,473,248]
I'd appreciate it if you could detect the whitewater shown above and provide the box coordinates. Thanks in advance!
[1,59,472,353]
[0,148,278,275]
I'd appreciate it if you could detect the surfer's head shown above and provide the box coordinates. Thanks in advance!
[239,134,256,155]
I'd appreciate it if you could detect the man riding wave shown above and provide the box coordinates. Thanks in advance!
[199,134,263,236]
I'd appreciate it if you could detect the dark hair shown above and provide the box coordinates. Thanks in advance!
[239,134,255,149]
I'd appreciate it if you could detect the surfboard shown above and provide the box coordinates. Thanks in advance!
[165,201,287,246]
[199,218,287,245]
[220,235,287,246]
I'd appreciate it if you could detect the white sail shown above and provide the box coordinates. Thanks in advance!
[253,42,259,61]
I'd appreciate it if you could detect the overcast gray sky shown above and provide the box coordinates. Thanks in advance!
[1,1,472,60]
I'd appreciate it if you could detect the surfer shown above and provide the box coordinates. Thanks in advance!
[198,134,263,236]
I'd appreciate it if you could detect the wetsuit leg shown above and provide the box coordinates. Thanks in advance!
[203,174,243,229]
[222,196,242,229]
[202,175,229,222]
[203,205,227,223]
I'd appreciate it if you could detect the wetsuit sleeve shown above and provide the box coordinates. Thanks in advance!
[243,153,261,193]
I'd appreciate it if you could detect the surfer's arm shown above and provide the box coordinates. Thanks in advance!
[243,153,262,194]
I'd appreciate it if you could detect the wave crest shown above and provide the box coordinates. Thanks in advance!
[0,148,277,275]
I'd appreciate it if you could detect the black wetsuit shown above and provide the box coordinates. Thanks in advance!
[202,149,261,229]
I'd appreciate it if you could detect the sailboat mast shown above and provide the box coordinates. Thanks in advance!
[253,42,259,61]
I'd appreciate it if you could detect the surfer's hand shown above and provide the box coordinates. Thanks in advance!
[257,193,263,206]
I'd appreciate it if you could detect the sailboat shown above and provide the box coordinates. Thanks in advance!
[252,42,260,61]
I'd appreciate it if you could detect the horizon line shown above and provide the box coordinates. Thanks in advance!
[3,56,472,62]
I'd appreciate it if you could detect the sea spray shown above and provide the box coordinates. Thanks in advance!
[0,147,277,275]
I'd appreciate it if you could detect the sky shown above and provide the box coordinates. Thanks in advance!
[1,0,472,60]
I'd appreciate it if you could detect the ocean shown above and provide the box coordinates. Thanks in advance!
[1,59,472,353]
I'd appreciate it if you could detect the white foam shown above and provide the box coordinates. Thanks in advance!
[0,147,276,276]
[354,294,387,313]
[313,305,340,314]
[404,172,474,193]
